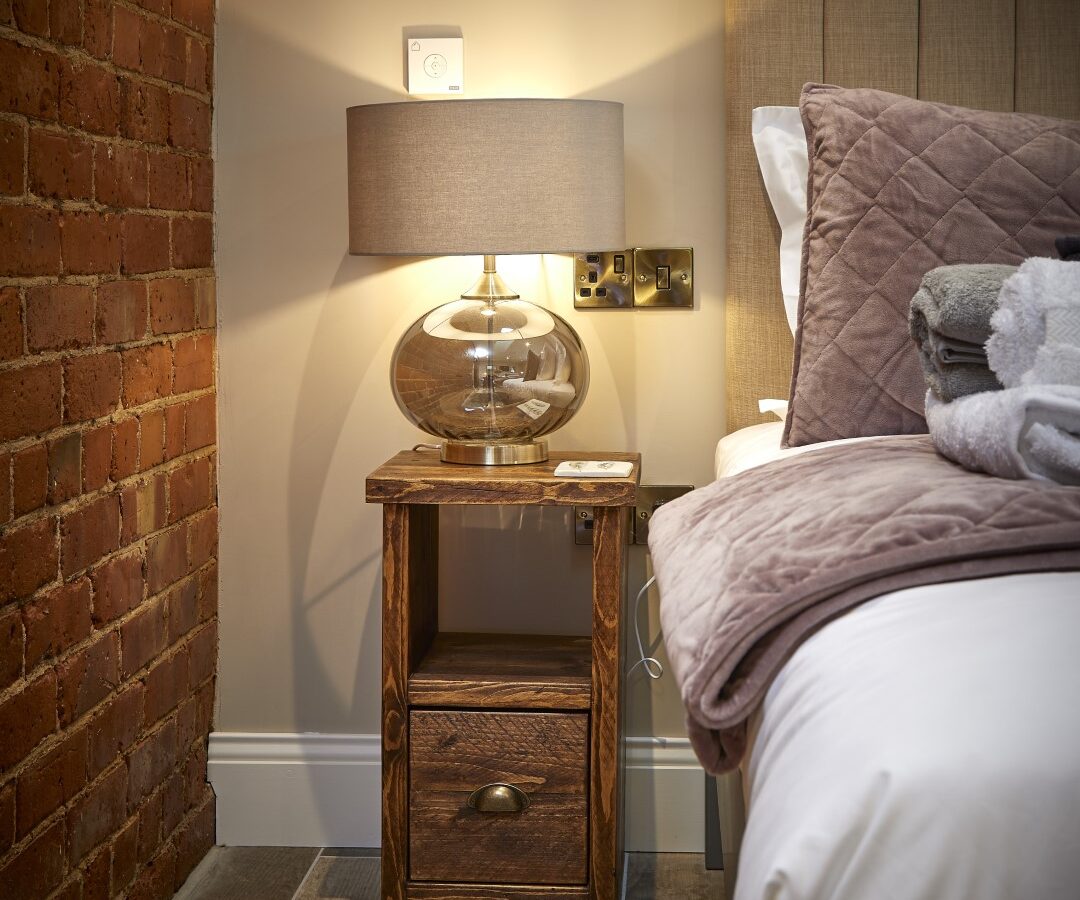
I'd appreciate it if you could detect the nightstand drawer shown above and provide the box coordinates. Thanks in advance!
[408,709,588,886]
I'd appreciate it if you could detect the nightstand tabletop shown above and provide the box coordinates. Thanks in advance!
[366,449,641,507]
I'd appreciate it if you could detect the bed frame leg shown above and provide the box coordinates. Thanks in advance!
[704,770,745,899]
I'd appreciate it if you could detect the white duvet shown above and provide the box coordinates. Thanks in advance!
[717,425,1080,900]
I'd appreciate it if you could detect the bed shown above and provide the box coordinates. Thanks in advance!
[652,3,1080,898]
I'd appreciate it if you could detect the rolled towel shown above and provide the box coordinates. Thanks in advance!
[926,386,1080,485]
[909,264,1016,401]
[987,258,1080,388]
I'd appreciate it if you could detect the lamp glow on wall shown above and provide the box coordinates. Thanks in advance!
[346,99,625,465]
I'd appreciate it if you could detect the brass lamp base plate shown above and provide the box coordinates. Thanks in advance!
[441,440,549,466]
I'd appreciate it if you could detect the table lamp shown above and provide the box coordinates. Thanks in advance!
[346,99,625,465]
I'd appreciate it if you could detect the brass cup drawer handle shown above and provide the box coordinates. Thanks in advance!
[466,782,531,813]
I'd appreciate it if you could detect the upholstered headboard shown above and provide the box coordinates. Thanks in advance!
[724,0,1080,433]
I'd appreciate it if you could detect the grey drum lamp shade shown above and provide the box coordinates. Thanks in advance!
[346,99,625,256]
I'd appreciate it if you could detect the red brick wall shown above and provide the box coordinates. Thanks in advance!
[0,0,217,897]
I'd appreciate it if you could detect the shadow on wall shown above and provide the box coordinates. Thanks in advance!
[218,2,719,843]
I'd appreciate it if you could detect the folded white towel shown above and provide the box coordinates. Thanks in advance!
[926,387,1080,485]
[987,258,1080,387]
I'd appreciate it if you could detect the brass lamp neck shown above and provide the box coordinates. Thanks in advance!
[460,254,520,301]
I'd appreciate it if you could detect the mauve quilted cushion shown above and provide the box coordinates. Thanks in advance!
[783,84,1080,447]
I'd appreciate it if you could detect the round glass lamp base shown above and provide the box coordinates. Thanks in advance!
[440,439,548,466]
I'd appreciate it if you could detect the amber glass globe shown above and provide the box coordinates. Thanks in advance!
[391,296,589,463]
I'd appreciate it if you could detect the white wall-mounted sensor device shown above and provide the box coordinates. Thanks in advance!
[407,37,464,94]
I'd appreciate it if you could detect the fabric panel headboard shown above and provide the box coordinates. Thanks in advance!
[724,0,1080,433]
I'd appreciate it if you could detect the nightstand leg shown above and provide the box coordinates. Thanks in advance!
[382,504,438,900]
[590,506,627,900]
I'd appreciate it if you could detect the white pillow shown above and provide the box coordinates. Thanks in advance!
[751,106,808,336]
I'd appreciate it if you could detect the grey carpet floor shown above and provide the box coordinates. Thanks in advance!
[175,848,724,899]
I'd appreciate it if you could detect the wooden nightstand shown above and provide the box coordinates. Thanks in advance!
[366,450,640,900]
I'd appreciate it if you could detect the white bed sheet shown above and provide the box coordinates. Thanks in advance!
[715,427,1080,900]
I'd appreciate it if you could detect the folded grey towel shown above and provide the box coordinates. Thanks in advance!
[909,264,1016,401]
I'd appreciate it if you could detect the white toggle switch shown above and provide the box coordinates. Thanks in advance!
[407,36,464,94]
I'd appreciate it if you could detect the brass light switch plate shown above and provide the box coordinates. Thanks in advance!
[632,247,693,308]
[573,252,634,309]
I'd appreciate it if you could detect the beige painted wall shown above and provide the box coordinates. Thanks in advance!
[215,0,725,739]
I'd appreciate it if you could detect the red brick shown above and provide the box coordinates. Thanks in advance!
[168,93,210,153]
[120,474,166,544]
[0,780,13,855]
[29,128,93,200]
[13,442,47,516]
[120,595,165,676]
[149,277,195,334]
[185,37,209,94]
[114,6,155,74]
[12,0,47,33]
[0,286,22,361]
[148,149,189,209]
[45,431,81,504]
[173,792,213,890]
[182,743,207,807]
[95,140,148,208]
[111,818,139,893]
[82,847,112,900]
[163,26,189,85]
[193,276,215,328]
[171,216,212,269]
[83,0,113,59]
[171,0,213,35]
[135,788,162,864]
[0,819,65,899]
[0,37,60,120]
[187,620,215,688]
[64,351,122,423]
[57,630,119,726]
[120,76,170,144]
[166,577,198,645]
[0,451,8,525]
[164,402,184,459]
[139,408,165,470]
[59,58,121,136]
[121,212,170,275]
[111,416,139,480]
[196,559,215,623]
[184,395,215,454]
[87,682,142,780]
[128,719,176,808]
[82,423,111,491]
[15,727,88,838]
[121,341,173,405]
[0,605,22,690]
[173,335,212,393]
[61,210,122,275]
[128,842,177,900]
[26,283,94,352]
[161,767,185,837]
[0,206,61,276]
[96,279,148,344]
[187,155,211,212]
[0,516,58,604]
[23,578,91,670]
[61,492,120,576]
[0,669,57,770]
[0,362,62,441]
[50,0,84,45]
[146,523,187,594]
[68,762,126,865]
[168,456,209,523]
[0,118,25,195]
[187,506,216,570]
[90,550,143,626]
[144,647,187,726]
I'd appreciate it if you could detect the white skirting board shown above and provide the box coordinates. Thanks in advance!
[208,732,705,852]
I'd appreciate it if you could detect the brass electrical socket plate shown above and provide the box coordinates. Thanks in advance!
[573,251,634,309]
[633,484,694,544]
[633,247,693,308]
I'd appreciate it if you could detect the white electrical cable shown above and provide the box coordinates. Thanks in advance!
[627,575,664,680]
